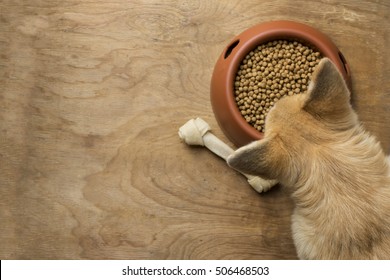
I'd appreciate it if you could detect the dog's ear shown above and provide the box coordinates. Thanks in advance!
[227,136,284,179]
[303,58,351,121]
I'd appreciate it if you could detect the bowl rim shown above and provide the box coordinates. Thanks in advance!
[211,20,351,147]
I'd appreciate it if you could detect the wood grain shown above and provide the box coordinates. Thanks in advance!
[0,0,389,259]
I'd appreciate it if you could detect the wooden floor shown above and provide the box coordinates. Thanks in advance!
[1,0,389,259]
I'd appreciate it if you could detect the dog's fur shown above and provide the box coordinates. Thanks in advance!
[227,58,390,259]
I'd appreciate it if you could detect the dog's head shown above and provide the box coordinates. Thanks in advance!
[228,58,356,185]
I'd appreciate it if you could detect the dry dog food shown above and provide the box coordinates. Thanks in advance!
[234,40,322,132]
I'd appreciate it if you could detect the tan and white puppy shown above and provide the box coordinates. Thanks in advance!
[228,58,390,259]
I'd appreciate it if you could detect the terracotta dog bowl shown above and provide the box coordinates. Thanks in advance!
[210,20,351,147]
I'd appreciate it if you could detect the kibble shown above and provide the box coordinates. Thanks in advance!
[234,40,322,132]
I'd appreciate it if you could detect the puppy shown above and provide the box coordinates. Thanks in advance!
[228,58,390,259]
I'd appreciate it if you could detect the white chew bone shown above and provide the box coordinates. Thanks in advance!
[178,118,278,193]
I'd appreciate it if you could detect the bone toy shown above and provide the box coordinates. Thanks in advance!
[178,118,278,193]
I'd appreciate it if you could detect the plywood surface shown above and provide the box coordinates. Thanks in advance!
[1,0,389,259]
